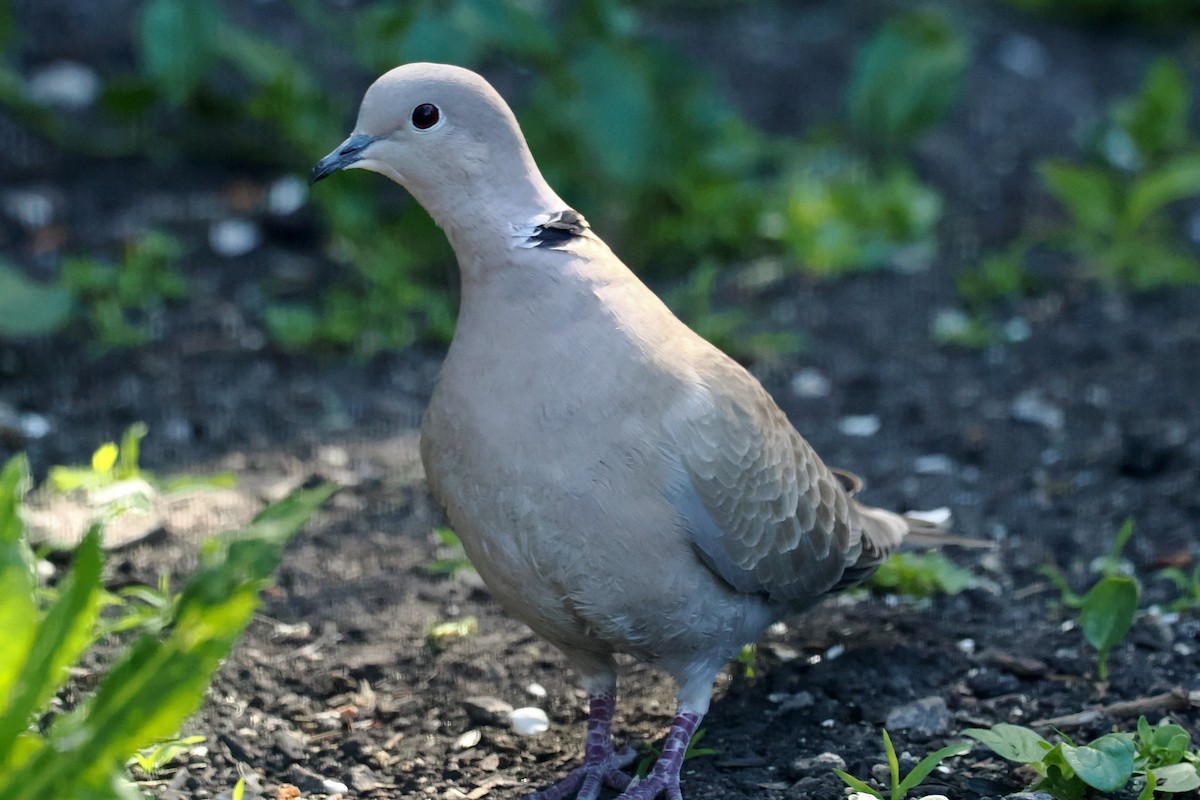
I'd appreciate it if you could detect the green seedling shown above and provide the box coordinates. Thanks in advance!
[128,734,206,775]
[426,616,478,653]
[1040,519,1140,680]
[232,777,246,800]
[966,719,1200,799]
[1155,564,1200,614]
[0,453,333,799]
[46,423,236,511]
[865,551,977,598]
[424,527,475,578]
[736,643,757,679]
[1079,574,1138,681]
[833,728,970,800]
[635,726,719,778]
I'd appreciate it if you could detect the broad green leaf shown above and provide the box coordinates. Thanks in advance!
[846,10,970,153]
[1080,575,1139,653]
[964,724,1051,763]
[0,526,104,766]
[1126,154,1200,230]
[1151,762,1200,793]
[1040,161,1120,233]
[0,456,36,708]
[1062,734,1135,792]
[137,0,223,105]
[0,262,72,337]
[897,740,972,793]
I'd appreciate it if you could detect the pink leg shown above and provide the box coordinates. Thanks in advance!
[615,710,702,800]
[525,692,636,800]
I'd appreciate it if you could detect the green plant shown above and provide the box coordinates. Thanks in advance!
[865,551,977,598]
[425,616,478,653]
[1040,519,1140,680]
[0,260,73,338]
[1041,59,1198,289]
[834,728,970,800]
[0,453,333,798]
[46,422,236,504]
[635,726,719,778]
[846,9,971,160]
[127,734,205,776]
[60,231,188,349]
[736,643,757,679]
[966,719,1200,799]
[424,527,474,578]
[1155,563,1200,613]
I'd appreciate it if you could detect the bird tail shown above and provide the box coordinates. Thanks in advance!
[835,502,990,591]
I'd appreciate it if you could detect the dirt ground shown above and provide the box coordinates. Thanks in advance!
[1,2,1198,799]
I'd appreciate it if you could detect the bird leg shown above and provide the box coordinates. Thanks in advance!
[525,691,636,800]
[615,708,703,800]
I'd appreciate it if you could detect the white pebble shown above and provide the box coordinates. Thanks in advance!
[20,413,52,439]
[3,189,54,228]
[321,778,348,794]
[790,367,831,399]
[268,175,308,215]
[914,453,953,475]
[28,61,100,110]
[906,507,952,527]
[838,414,880,438]
[510,706,550,736]
[209,218,261,257]
[823,643,845,661]
[1011,389,1064,431]
[997,33,1048,79]
[525,682,547,699]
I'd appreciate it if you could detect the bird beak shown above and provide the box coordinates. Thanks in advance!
[310,133,376,185]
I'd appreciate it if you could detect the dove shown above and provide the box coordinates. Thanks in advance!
[312,62,949,800]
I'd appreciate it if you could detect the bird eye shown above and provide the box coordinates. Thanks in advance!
[411,103,440,130]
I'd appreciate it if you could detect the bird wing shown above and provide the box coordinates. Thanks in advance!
[664,355,867,604]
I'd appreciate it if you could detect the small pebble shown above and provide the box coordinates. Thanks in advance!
[997,33,1048,78]
[268,175,308,215]
[209,218,262,257]
[838,414,880,438]
[914,454,953,475]
[790,367,831,399]
[525,682,547,698]
[510,707,550,736]
[1011,389,1064,431]
[28,61,100,109]
[885,696,950,737]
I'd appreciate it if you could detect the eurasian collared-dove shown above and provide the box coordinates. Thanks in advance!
[313,63,946,800]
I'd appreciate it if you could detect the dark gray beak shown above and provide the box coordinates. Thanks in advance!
[311,133,376,185]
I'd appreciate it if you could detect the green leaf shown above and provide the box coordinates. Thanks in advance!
[1062,734,1135,792]
[0,262,72,337]
[1040,161,1119,233]
[1126,154,1200,229]
[897,740,972,794]
[846,10,970,154]
[0,456,37,709]
[833,768,883,798]
[137,0,223,105]
[1079,575,1139,678]
[0,525,105,769]
[1150,762,1200,793]
[1122,58,1190,160]
[964,724,1051,763]
[0,483,333,799]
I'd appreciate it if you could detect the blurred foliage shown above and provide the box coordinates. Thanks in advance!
[0,452,332,799]
[774,9,968,276]
[1001,0,1200,27]
[1040,58,1200,288]
[61,231,188,349]
[866,551,978,598]
[952,57,1200,344]
[0,0,972,354]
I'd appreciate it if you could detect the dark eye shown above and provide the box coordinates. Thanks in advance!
[412,103,440,130]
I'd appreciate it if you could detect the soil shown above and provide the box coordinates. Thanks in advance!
[1,2,1198,800]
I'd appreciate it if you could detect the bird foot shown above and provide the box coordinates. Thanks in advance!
[523,744,636,800]
[611,709,701,800]
[613,770,683,800]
